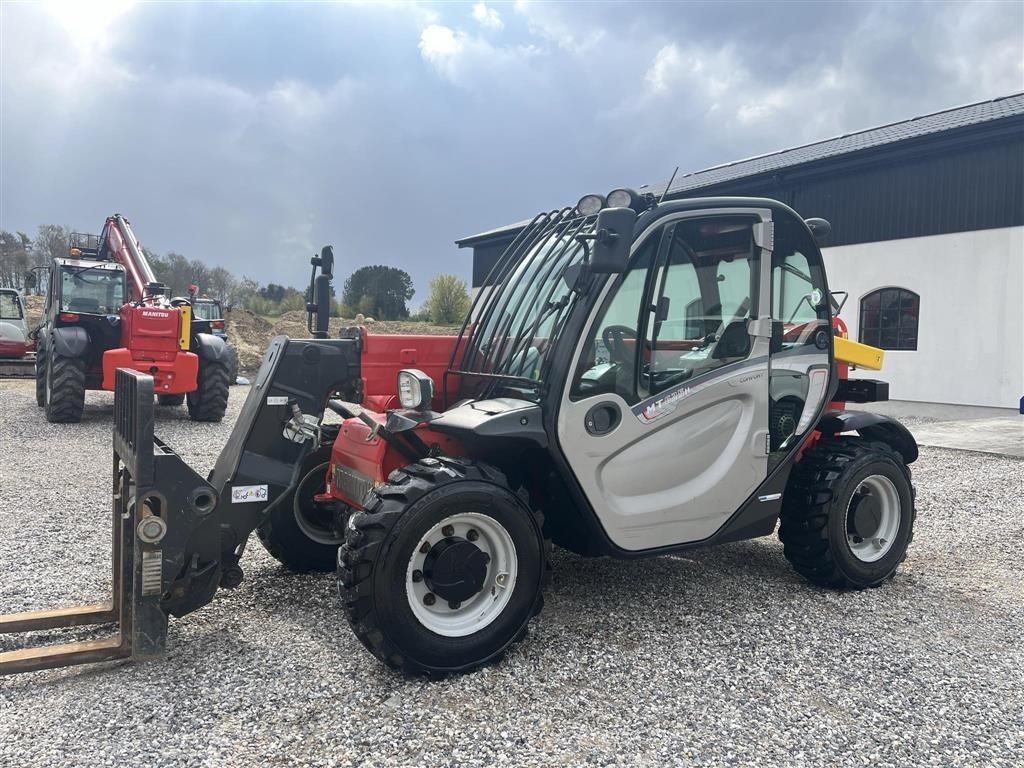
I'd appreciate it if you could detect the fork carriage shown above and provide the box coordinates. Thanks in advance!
[1,371,173,674]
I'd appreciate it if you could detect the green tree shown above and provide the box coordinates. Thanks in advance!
[341,265,414,320]
[260,283,288,303]
[424,274,470,324]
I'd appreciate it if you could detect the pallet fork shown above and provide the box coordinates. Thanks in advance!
[1,370,184,675]
[2,335,362,676]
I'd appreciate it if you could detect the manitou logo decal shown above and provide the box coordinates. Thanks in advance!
[141,310,170,318]
[639,386,693,422]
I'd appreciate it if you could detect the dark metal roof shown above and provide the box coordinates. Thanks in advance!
[457,93,1024,246]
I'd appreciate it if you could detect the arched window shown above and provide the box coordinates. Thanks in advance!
[859,288,919,351]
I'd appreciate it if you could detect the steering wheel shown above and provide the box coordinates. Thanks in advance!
[602,325,637,365]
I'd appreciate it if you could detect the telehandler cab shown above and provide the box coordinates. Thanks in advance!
[1,194,917,677]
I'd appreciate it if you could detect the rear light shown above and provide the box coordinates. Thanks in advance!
[212,320,225,329]
[59,313,80,322]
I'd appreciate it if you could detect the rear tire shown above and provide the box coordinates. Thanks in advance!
[186,358,229,421]
[35,348,47,407]
[44,351,86,423]
[257,446,345,572]
[157,393,185,406]
[44,354,84,423]
[225,343,239,385]
[779,436,915,589]
[338,457,550,676]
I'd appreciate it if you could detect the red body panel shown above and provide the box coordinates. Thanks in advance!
[102,348,199,392]
[0,340,29,358]
[99,304,198,391]
[120,305,182,358]
[360,330,462,409]
[328,411,466,509]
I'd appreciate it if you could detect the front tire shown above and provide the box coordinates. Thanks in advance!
[338,458,550,676]
[44,351,85,423]
[186,357,229,421]
[779,437,915,589]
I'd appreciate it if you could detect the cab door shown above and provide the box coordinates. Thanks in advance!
[556,208,774,552]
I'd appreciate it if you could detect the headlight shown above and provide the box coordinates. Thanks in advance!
[576,194,606,217]
[397,369,434,410]
[606,188,638,209]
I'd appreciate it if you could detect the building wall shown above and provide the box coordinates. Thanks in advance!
[823,226,1023,408]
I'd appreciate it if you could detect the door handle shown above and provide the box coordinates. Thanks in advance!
[584,402,621,436]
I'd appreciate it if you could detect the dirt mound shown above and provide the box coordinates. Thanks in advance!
[225,309,277,371]
[268,311,460,339]
[22,295,45,331]
[225,309,461,372]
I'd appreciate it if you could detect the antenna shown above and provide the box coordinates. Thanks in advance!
[658,166,679,204]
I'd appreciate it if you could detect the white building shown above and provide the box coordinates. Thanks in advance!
[458,94,1024,409]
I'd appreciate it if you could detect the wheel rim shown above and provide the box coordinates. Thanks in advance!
[845,474,901,563]
[406,512,518,638]
[292,462,344,546]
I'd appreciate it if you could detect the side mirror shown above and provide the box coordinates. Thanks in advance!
[319,245,334,279]
[308,244,335,339]
[805,218,831,242]
[590,207,636,274]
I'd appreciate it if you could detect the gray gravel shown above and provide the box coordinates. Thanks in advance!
[1,378,1022,767]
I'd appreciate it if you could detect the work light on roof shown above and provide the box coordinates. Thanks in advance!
[606,188,638,209]
[576,194,606,217]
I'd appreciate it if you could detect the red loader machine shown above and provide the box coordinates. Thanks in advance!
[1,195,917,677]
[31,215,230,423]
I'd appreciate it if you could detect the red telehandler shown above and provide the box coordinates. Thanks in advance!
[32,214,230,422]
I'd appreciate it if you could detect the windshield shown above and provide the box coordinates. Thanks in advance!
[192,300,223,321]
[0,292,23,320]
[453,208,596,396]
[60,266,126,314]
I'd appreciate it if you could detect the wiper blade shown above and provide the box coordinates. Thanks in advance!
[68,264,117,281]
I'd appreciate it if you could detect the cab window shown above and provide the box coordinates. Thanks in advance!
[770,219,830,351]
[0,292,23,319]
[570,216,760,403]
[642,218,758,396]
[569,233,658,404]
[192,301,223,321]
[59,267,126,315]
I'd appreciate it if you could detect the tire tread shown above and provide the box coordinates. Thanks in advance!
[337,457,551,676]
[779,436,915,589]
[44,352,85,423]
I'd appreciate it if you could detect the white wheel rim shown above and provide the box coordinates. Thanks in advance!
[406,512,518,638]
[845,474,901,563]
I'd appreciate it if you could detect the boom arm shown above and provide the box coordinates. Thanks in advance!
[98,214,160,303]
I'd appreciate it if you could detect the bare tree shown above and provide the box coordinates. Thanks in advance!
[0,230,31,290]
[206,266,237,305]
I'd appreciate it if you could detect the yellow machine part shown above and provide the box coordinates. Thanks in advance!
[179,304,192,351]
[834,335,884,370]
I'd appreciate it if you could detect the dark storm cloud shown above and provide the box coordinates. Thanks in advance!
[1,1,1020,300]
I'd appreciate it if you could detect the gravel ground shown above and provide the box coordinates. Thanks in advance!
[1,378,1022,768]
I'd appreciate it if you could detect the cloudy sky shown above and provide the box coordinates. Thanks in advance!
[1,0,1021,302]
